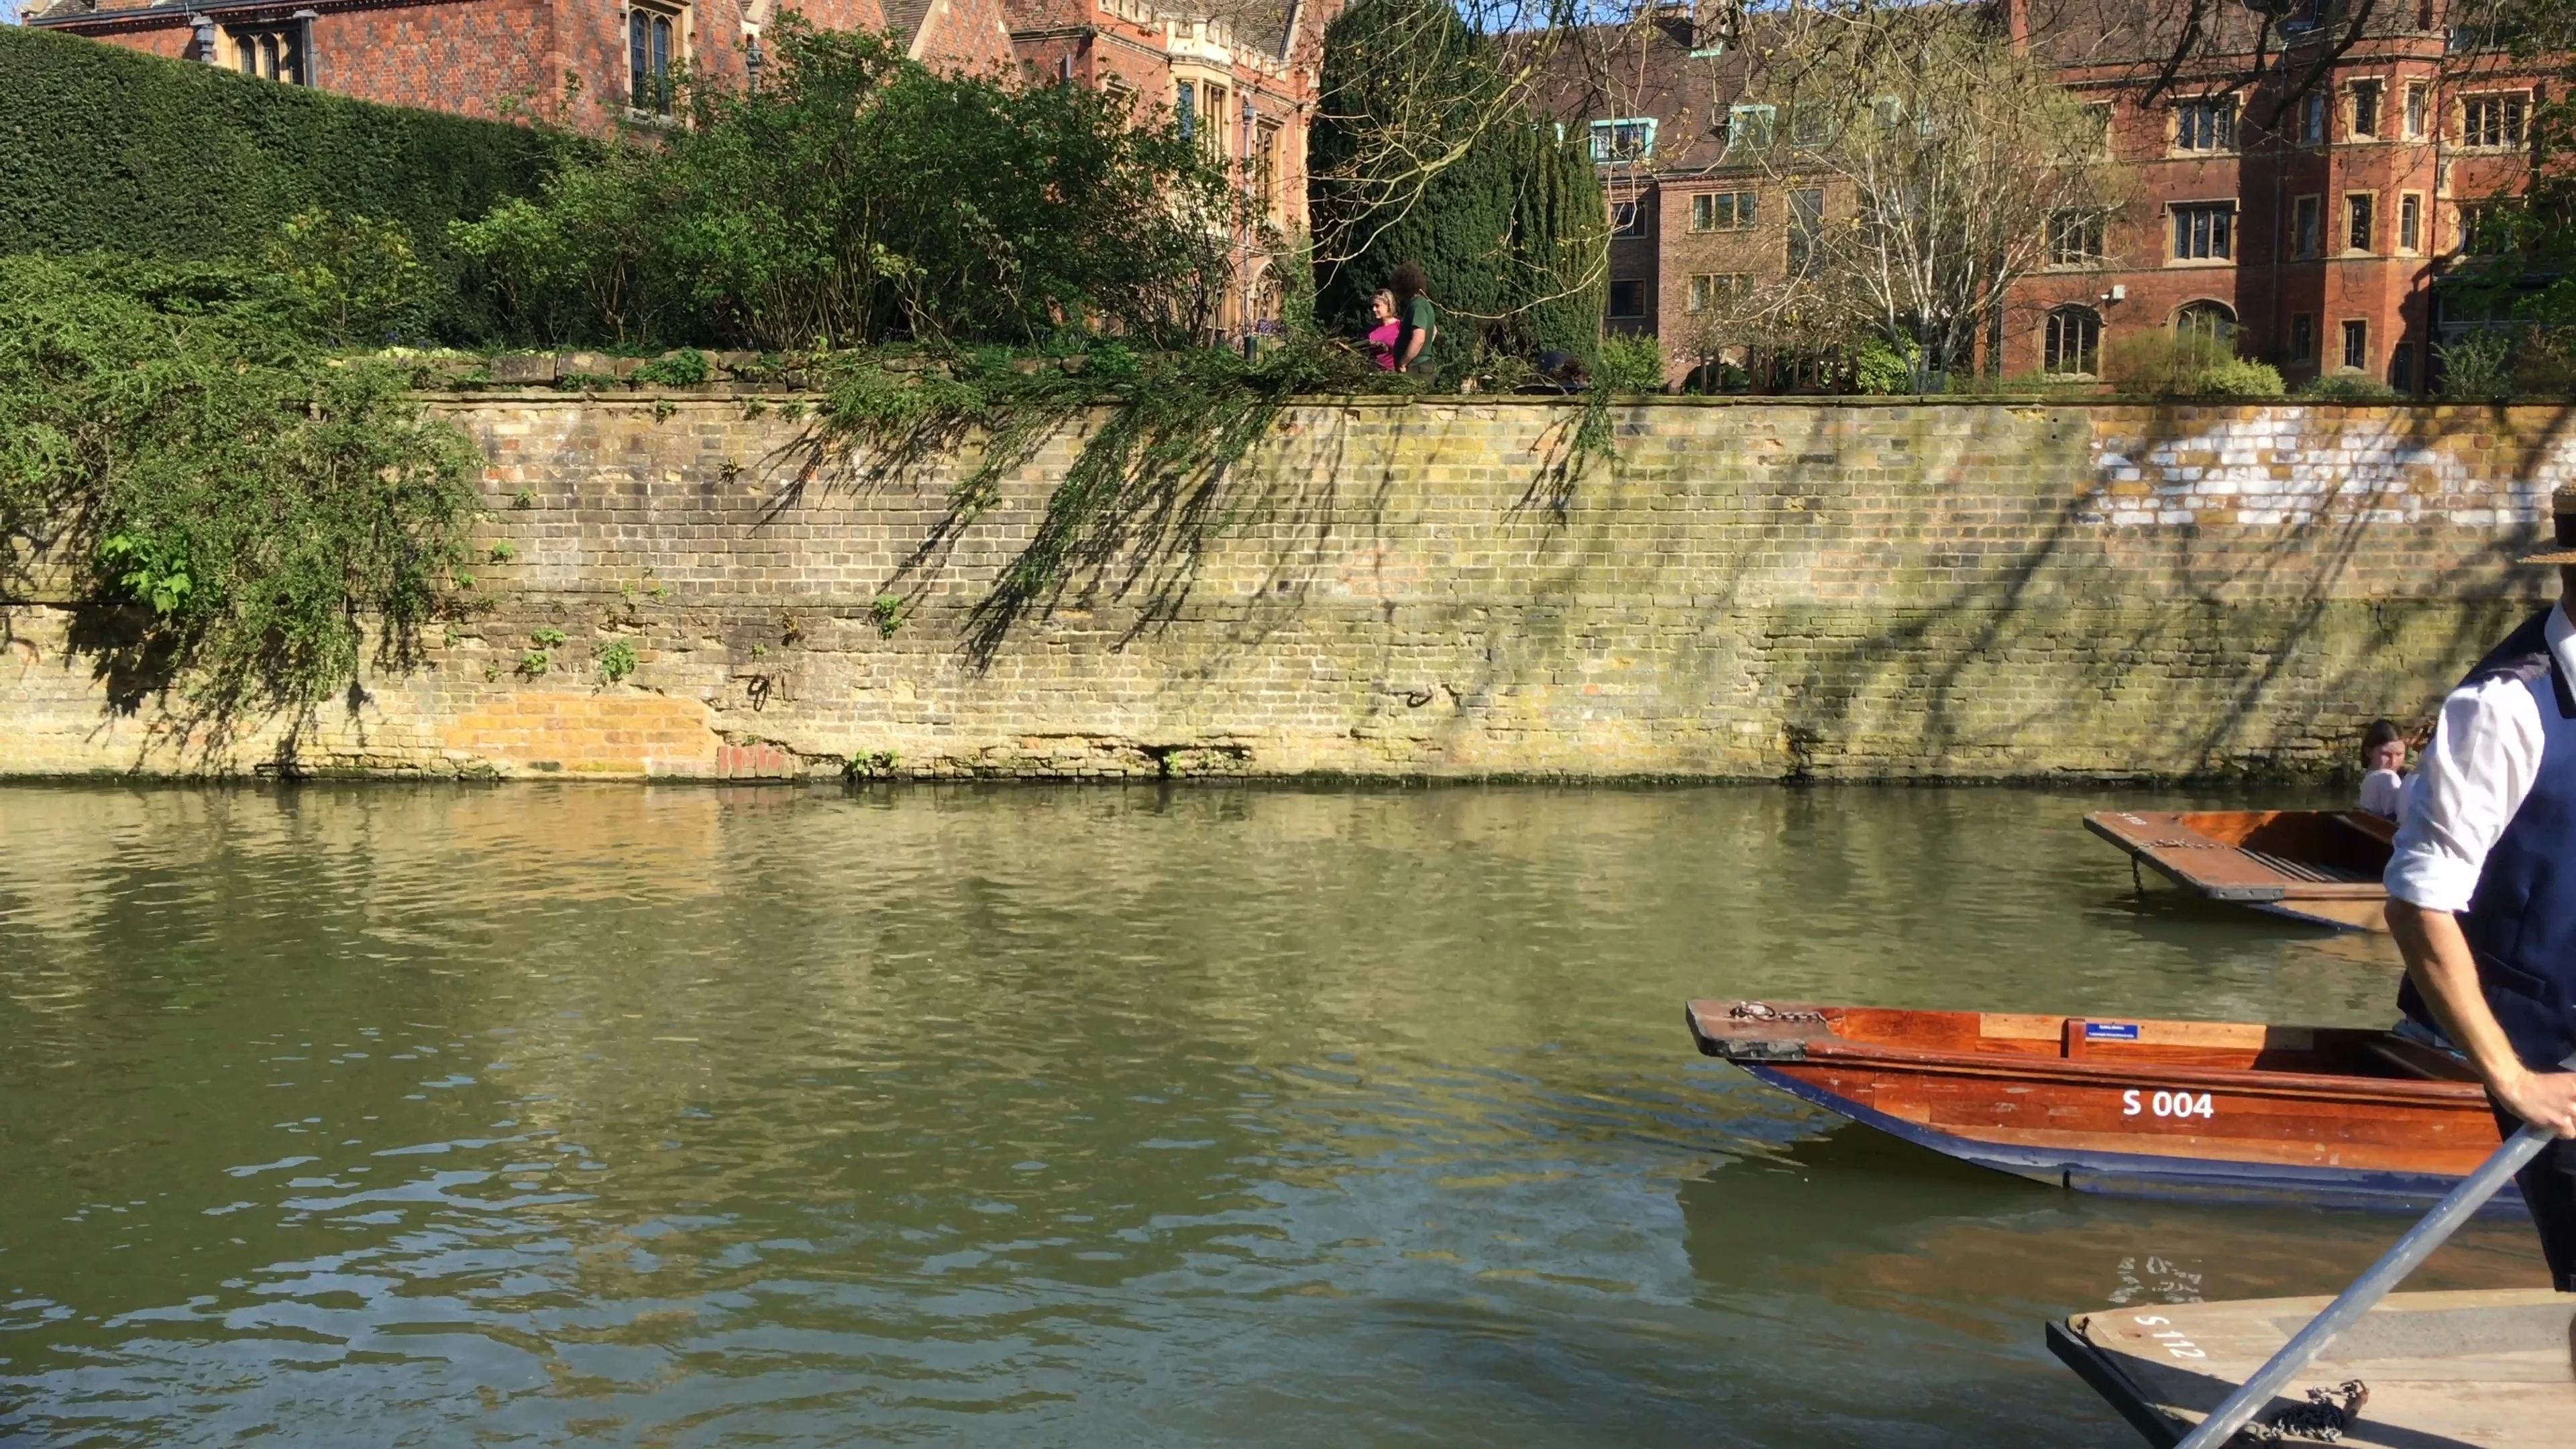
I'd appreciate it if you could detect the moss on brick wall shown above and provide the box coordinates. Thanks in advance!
[0,26,554,308]
[0,396,2566,782]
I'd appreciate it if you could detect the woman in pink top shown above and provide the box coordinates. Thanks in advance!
[1365,290,1400,370]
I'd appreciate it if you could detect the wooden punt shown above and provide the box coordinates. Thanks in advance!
[1686,1000,2506,1212]
[2085,808,2396,932]
[2050,1289,2576,1447]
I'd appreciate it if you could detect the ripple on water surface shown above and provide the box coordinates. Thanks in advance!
[0,783,2540,1446]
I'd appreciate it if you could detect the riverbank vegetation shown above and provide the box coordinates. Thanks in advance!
[0,15,1615,706]
[0,255,480,712]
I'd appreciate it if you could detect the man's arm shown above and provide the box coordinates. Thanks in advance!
[2385,638,2576,1135]
[2387,899,2576,1136]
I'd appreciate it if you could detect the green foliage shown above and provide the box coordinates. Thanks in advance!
[820,335,1395,657]
[844,749,900,778]
[0,253,478,708]
[1854,339,1916,395]
[596,639,639,683]
[871,593,908,637]
[0,26,558,339]
[1593,334,1667,394]
[2296,370,2398,400]
[264,208,428,346]
[517,648,551,676]
[453,21,1241,351]
[2103,329,2281,397]
[1309,0,1609,369]
[530,627,567,647]
[631,348,710,386]
[2438,330,2516,398]
[2200,356,2288,398]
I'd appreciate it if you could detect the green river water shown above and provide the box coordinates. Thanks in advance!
[0,783,2548,1446]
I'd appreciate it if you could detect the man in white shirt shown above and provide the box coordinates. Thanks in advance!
[2386,484,2576,1290]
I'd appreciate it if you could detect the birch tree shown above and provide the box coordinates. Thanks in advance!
[1739,4,2128,389]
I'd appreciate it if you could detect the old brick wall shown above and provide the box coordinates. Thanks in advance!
[1,395,2564,781]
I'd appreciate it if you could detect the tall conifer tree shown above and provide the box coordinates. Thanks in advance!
[1308,0,1606,370]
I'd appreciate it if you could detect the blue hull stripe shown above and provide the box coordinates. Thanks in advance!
[1741,1064,2525,1216]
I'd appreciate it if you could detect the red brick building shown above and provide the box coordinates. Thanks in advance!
[1546,0,2551,392]
[23,0,1329,332]
[1005,0,1327,331]
[19,0,1015,129]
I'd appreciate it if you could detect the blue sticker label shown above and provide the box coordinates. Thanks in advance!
[2085,1022,2141,1040]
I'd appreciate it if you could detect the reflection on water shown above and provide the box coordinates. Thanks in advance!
[0,784,2540,1446]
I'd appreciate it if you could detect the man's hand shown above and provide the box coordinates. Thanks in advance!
[2386,898,2571,1130]
[2493,1068,2576,1138]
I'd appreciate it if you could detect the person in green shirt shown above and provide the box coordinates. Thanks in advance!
[1389,261,1438,377]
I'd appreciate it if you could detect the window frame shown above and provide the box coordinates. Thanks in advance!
[1690,190,1758,233]
[2292,194,2322,259]
[2298,91,2327,146]
[2341,317,2370,372]
[2170,201,2237,263]
[627,2,684,118]
[2173,300,2238,343]
[2461,93,2528,150]
[1726,103,1777,152]
[2404,82,2428,138]
[2289,313,2316,364]
[2174,97,2238,152]
[1686,272,1752,313]
[2045,208,2106,268]
[2349,79,2383,140]
[1605,278,1650,319]
[1610,199,1650,239]
[2042,305,2102,376]
[1590,117,1658,164]
[1786,186,1823,270]
[2345,191,2375,254]
[2398,191,2424,253]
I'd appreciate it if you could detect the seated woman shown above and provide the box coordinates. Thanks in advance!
[2359,718,2407,818]
[1365,290,1399,371]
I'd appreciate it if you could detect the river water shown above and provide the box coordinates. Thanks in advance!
[0,784,2546,1446]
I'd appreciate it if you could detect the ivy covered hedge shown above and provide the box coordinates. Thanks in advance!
[0,26,555,319]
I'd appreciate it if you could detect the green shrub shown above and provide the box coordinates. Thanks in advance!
[1855,339,1915,394]
[2296,370,2398,400]
[263,207,427,346]
[1593,333,1666,393]
[2436,330,2512,398]
[0,253,479,708]
[631,347,710,386]
[2200,356,2288,397]
[2104,330,2280,396]
[0,27,557,339]
[453,20,1241,351]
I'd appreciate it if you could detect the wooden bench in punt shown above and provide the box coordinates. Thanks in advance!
[1686,999,2505,1213]
[2051,1289,2575,1447]
[2084,808,2396,932]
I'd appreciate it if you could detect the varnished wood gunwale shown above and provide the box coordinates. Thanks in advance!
[1686,1000,2505,1202]
[1790,1038,2483,1108]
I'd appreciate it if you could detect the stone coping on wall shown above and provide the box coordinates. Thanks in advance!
[417,387,2529,411]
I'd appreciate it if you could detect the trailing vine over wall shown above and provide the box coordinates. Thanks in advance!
[0,254,480,715]
[816,337,1421,659]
